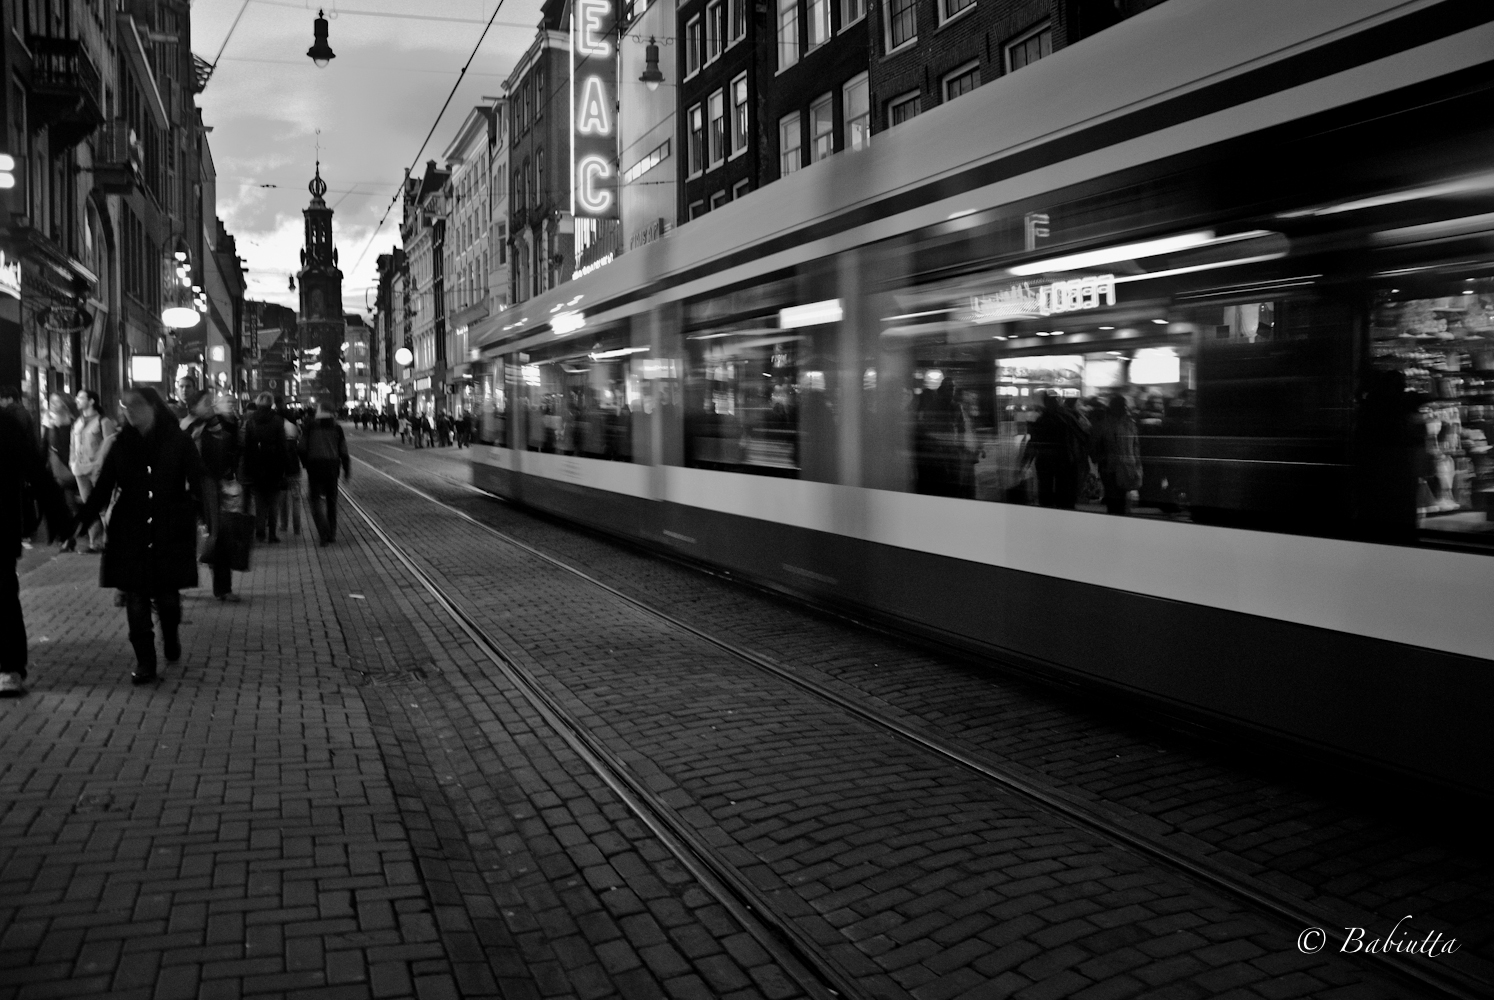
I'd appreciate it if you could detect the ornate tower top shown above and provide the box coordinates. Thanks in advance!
[308,161,327,204]
[302,160,337,270]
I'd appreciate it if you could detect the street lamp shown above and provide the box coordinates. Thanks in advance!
[639,38,664,91]
[394,346,413,367]
[307,10,336,68]
[162,242,200,329]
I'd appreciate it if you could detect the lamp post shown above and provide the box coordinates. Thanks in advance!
[639,37,665,91]
[307,10,336,67]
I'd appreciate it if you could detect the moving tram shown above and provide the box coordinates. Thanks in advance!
[470,0,1494,795]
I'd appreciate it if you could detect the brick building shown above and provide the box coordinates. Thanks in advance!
[868,0,1166,134]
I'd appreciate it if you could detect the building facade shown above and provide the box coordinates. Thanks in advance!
[505,1,573,305]
[400,161,448,417]
[1,0,235,431]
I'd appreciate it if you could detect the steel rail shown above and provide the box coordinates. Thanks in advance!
[349,447,1489,1000]
[341,484,877,1000]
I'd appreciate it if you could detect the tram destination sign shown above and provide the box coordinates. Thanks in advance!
[571,0,619,219]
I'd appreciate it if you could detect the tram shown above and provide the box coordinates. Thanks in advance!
[469,0,1494,795]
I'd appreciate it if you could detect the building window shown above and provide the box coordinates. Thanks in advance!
[706,1,724,62]
[941,0,974,21]
[733,178,751,199]
[730,0,747,42]
[888,90,920,126]
[686,15,703,76]
[731,74,749,155]
[807,0,830,48]
[809,94,834,163]
[779,112,802,175]
[711,190,728,210]
[689,104,705,175]
[689,200,706,220]
[843,72,869,151]
[709,91,727,166]
[1007,22,1052,71]
[841,0,866,26]
[886,0,916,50]
[778,0,800,69]
[943,61,980,101]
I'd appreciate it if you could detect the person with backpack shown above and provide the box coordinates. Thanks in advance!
[301,398,350,546]
[240,392,288,543]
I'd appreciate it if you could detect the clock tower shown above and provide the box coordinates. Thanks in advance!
[298,162,346,407]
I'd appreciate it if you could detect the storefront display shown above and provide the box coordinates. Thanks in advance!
[1371,286,1494,532]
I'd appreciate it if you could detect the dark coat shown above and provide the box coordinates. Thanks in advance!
[187,413,240,482]
[78,417,204,592]
[1,407,71,559]
[240,407,288,486]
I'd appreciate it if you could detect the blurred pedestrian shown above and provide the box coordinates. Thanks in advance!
[75,388,204,685]
[41,394,79,544]
[1022,391,1088,510]
[302,398,350,546]
[1091,395,1142,515]
[184,389,242,601]
[240,392,287,544]
[69,389,116,553]
[280,409,304,538]
[0,403,73,697]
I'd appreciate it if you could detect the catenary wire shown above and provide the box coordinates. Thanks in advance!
[345,0,512,282]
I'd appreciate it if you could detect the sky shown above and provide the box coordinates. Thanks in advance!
[191,0,544,317]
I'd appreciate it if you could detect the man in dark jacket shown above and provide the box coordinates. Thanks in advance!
[240,392,287,543]
[76,388,204,684]
[0,405,73,697]
[301,398,351,546]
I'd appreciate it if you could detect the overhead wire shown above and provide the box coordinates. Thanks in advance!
[344,0,512,281]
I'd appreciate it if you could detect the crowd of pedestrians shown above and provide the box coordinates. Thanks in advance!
[0,386,354,697]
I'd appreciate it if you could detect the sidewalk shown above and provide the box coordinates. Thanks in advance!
[1,496,797,1000]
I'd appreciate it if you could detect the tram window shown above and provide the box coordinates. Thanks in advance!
[681,276,840,481]
[517,322,646,462]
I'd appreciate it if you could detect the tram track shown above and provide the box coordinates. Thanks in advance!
[345,447,1488,1000]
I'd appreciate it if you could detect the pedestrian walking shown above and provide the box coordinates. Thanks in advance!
[240,392,287,544]
[41,394,80,544]
[184,390,242,601]
[69,389,116,553]
[0,404,73,697]
[302,398,351,546]
[280,411,304,538]
[75,388,205,685]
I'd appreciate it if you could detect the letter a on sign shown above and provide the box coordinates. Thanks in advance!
[577,77,610,136]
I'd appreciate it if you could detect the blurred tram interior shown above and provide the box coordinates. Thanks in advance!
[466,0,1494,796]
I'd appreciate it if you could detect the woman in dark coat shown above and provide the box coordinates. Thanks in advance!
[76,388,204,684]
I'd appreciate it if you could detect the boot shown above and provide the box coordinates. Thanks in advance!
[130,637,157,684]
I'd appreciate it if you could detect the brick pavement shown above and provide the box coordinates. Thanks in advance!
[2,490,803,1000]
[350,435,1494,987]
[339,434,1446,1000]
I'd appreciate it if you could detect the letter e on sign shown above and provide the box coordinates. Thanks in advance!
[577,0,611,56]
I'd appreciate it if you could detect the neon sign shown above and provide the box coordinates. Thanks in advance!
[970,274,1116,322]
[571,0,618,219]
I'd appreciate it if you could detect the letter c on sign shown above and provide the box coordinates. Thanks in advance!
[577,156,613,215]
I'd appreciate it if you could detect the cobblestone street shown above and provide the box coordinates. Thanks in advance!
[2,429,1486,1000]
